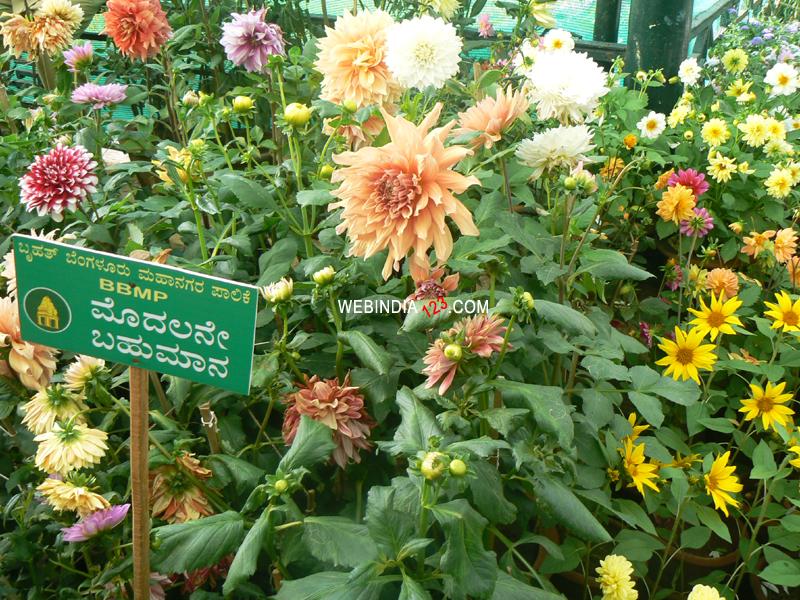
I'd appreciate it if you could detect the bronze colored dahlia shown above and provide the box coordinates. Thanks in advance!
[31,0,83,55]
[0,297,58,390]
[282,374,375,468]
[330,103,480,280]
[150,452,214,523]
[407,266,459,301]
[453,86,530,149]
[0,14,36,58]
[705,268,739,300]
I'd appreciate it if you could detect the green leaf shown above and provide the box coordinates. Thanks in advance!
[535,300,597,336]
[578,249,653,281]
[582,356,630,381]
[296,189,334,207]
[218,174,277,210]
[151,512,244,573]
[223,508,272,595]
[365,486,415,557]
[431,499,497,600]
[273,571,387,600]
[494,381,573,447]
[627,392,664,428]
[629,365,699,407]
[445,437,509,457]
[257,238,298,286]
[751,440,778,480]
[469,461,517,525]
[760,560,800,587]
[380,388,443,455]
[533,477,612,543]
[278,416,336,471]
[491,571,566,600]
[480,408,529,436]
[301,517,378,568]
[694,504,731,543]
[338,330,394,375]
[399,573,433,600]
[207,454,266,496]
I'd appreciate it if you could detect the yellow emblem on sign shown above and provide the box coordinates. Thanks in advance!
[36,295,60,330]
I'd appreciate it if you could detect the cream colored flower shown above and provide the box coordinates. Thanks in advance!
[64,355,107,392]
[38,476,109,517]
[22,386,87,435]
[34,421,108,475]
[0,297,58,390]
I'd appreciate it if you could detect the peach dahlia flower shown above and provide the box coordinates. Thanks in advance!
[330,103,480,280]
[0,297,58,390]
[315,10,401,109]
[104,0,172,60]
[454,86,529,149]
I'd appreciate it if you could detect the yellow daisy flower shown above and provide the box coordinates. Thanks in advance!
[739,381,795,431]
[704,451,742,517]
[621,438,660,496]
[700,118,730,147]
[34,421,108,475]
[725,78,751,97]
[738,114,769,148]
[656,327,717,384]
[687,293,743,341]
[37,475,109,516]
[722,49,748,73]
[764,290,800,332]
[625,412,649,442]
[667,452,702,469]
[707,151,736,183]
[789,446,800,469]
[21,385,87,436]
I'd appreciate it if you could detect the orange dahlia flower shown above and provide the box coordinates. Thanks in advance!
[330,103,480,280]
[0,14,36,58]
[656,184,695,224]
[774,228,798,264]
[705,268,739,300]
[742,230,776,258]
[453,86,530,149]
[150,452,214,523]
[315,10,400,109]
[104,0,172,60]
[788,257,800,287]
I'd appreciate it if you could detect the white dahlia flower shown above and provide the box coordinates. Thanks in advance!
[515,124,595,180]
[386,15,462,90]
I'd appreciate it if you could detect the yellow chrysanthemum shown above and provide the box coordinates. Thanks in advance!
[34,421,108,475]
[37,475,109,516]
[656,184,696,224]
[687,293,743,341]
[764,290,800,332]
[621,438,659,496]
[739,381,795,431]
[725,78,752,97]
[765,167,794,199]
[688,584,724,600]
[64,355,106,392]
[704,451,742,518]
[595,554,638,600]
[700,118,730,147]
[722,49,748,73]
[21,385,87,436]
[765,117,787,142]
[707,151,736,183]
[656,327,717,384]
[738,114,769,148]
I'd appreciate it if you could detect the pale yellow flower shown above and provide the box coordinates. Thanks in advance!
[34,421,108,475]
[22,386,87,435]
[64,355,107,392]
[37,476,109,516]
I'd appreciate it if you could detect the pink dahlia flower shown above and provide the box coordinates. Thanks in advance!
[63,41,93,73]
[71,82,128,109]
[20,144,98,219]
[220,9,285,73]
[679,206,714,237]
[282,373,375,468]
[61,503,130,542]
[668,168,709,197]
[478,14,495,38]
[423,314,508,395]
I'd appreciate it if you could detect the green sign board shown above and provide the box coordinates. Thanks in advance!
[13,234,258,395]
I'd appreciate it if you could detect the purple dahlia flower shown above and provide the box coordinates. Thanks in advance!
[71,83,128,109]
[61,503,130,542]
[220,9,285,73]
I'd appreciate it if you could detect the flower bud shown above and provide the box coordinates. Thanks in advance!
[42,94,59,106]
[623,134,637,149]
[342,99,358,113]
[449,458,467,477]
[285,102,312,126]
[563,176,578,191]
[274,479,289,494]
[684,130,694,140]
[198,91,213,107]
[319,164,335,179]
[635,71,647,82]
[260,277,293,304]
[421,452,446,480]
[729,222,743,234]
[312,266,336,285]
[521,291,535,310]
[182,91,200,107]
[668,75,680,84]
[444,343,463,362]
[233,95,255,114]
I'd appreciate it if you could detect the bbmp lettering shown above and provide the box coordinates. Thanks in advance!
[99,278,168,303]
